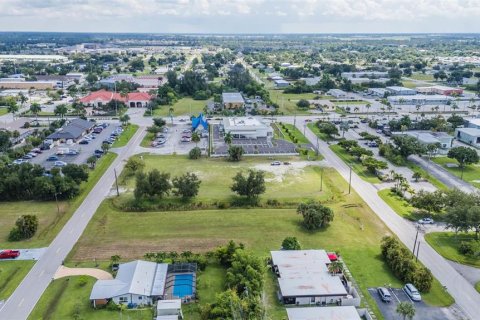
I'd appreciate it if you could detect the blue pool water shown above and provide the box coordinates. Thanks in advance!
[173,274,194,298]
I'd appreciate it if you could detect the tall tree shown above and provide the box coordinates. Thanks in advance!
[172,172,201,200]
[29,102,41,122]
[447,146,479,179]
[396,301,416,320]
[231,170,266,200]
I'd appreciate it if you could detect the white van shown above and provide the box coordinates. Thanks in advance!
[404,283,421,301]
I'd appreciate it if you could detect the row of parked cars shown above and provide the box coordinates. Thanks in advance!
[151,127,169,147]
[377,283,422,303]
[79,123,110,145]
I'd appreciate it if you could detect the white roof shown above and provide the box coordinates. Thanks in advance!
[468,118,480,127]
[278,275,347,297]
[90,260,168,300]
[156,316,179,320]
[386,86,416,91]
[271,250,331,277]
[223,117,270,131]
[222,92,244,104]
[157,299,181,311]
[287,306,361,320]
[457,127,480,136]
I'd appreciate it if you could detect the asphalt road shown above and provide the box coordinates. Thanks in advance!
[289,115,480,319]
[0,126,147,320]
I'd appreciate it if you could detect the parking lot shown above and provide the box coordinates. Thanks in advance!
[369,287,459,320]
[0,248,46,261]
[29,123,118,169]
[145,122,209,155]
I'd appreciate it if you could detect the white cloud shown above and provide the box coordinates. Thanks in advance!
[0,0,480,32]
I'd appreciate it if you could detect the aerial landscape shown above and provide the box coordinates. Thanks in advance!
[1,1,480,320]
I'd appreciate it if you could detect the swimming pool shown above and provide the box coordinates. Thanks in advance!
[173,273,194,298]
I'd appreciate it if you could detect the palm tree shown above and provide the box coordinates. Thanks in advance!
[87,156,97,169]
[29,102,41,122]
[54,104,68,119]
[18,93,28,108]
[101,143,110,153]
[328,261,344,275]
[224,131,233,145]
[7,101,18,120]
[120,114,130,126]
[353,106,359,113]
[396,301,416,320]
[365,103,371,117]
[191,131,200,147]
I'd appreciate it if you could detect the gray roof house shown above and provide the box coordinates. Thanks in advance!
[47,118,95,141]
[222,92,245,109]
[90,260,168,308]
[392,131,454,155]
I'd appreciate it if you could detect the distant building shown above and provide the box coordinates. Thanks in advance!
[327,89,347,98]
[393,131,454,154]
[222,92,245,109]
[80,89,152,108]
[0,54,69,63]
[274,79,290,88]
[0,78,56,90]
[416,85,463,96]
[387,94,452,105]
[155,299,183,320]
[35,75,75,89]
[386,86,416,96]
[467,118,480,129]
[300,77,321,86]
[367,88,389,97]
[287,306,362,320]
[455,128,480,148]
[47,118,95,142]
[222,117,273,139]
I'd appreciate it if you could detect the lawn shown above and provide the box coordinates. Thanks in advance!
[111,124,138,148]
[0,152,117,249]
[307,122,335,142]
[410,73,435,81]
[65,165,452,319]
[378,189,417,220]
[476,281,480,293]
[276,122,310,144]
[268,89,318,115]
[0,108,8,116]
[329,144,382,184]
[0,261,35,300]
[406,160,449,191]
[140,132,154,147]
[28,276,153,320]
[402,80,418,89]
[117,155,334,205]
[432,157,480,188]
[425,232,480,267]
[152,98,208,117]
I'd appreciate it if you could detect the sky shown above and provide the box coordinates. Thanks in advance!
[1,0,480,34]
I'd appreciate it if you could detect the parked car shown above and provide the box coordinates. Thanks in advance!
[23,154,33,160]
[12,159,26,165]
[368,142,378,147]
[27,152,37,157]
[31,148,42,154]
[377,287,392,302]
[93,127,103,134]
[79,140,89,145]
[0,249,20,259]
[47,155,59,161]
[404,283,422,301]
[271,161,281,166]
[102,140,113,145]
[54,161,67,167]
[94,149,104,154]
[418,218,434,224]
[66,150,78,156]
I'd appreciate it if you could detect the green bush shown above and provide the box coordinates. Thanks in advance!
[458,241,475,256]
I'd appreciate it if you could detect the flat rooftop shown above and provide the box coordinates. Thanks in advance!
[457,127,480,136]
[287,306,361,320]
[223,117,267,128]
[222,92,244,103]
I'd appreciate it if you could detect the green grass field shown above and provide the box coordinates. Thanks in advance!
[153,98,208,117]
[410,73,435,81]
[378,189,418,221]
[111,124,138,148]
[307,122,335,142]
[0,108,9,116]
[402,80,418,89]
[118,155,332,205]
[0,261,35,300]
[329,144,381,184]
[268,89,318,115]
[432,157,480,188]
[425,232,480,267]
[476,281,480,293]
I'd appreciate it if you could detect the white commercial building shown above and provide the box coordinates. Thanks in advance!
[0,54,69,63]
[455,128,480,148]
[386,86,416,95]
[222,117,273,139]
[327,89,347,98]
[287,306,362,320]
[387,94,452,105]
[270,250,360,307]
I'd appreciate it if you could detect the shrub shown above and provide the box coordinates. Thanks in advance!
[189,147,202,159]
[77,276,89,287]
[458,241,475,256]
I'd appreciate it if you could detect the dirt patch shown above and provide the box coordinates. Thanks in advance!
[54,266,112,280]
[252,161,326,183]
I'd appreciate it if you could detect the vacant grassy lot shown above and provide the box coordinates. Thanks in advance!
[153,98,208,117]
[268,89,318,115]
[118,155,333,205]
[425,232,480,267]
[410,73,435,81]
[432,157,480,188]
[66,165,452,319]
[0,260,35,300]
[329,144,381,184]
[111,124,138,148]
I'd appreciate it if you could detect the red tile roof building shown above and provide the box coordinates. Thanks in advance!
[80,90,152,108]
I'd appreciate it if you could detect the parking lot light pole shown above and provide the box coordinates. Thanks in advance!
[320,168,324,192]
[416,242,421,262]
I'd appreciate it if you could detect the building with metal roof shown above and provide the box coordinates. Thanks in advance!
[287,306,362,320]
[392,131,454,155]
[271,250,359,306]
[156,299,183,320]
[222,117,273,139]
[386,86,416,96]
[47,118,95,142]
[455,128,480,148]
[90,260,168,308]
[222,92,245,109]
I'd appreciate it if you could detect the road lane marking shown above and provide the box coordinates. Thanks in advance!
[56,247,61,254]
[39,270,44,277]
[18,298,24,307]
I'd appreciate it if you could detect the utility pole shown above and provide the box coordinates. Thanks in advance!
[348,166,352,194]
[320,168,324,192]
[54,192,60,214]
[416,242,421,262]
[412,225,420,257]
[114,168,120,197]
[316,136,319,156]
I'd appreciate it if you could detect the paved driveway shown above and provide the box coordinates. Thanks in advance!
[368,287,461,320]
[0,248,46,261]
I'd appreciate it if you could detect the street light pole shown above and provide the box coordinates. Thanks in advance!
[54,192,60,214]
[114,168,120,197]
[348,166,352,194]
[412,225,419,257]
[320,168,324,192]
[416,241,421,262]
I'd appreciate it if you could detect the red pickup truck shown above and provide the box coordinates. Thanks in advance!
[0,250,20,259]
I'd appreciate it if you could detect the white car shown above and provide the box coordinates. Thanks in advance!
[418,218,434,224]
[271,161,281,166]
[54,161,67,167]
[12,159,27,165]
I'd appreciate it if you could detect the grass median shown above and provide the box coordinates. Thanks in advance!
[111,124,139,148]
[432,157,480,188]
[425,232,480,268]
[329,144,381,184]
